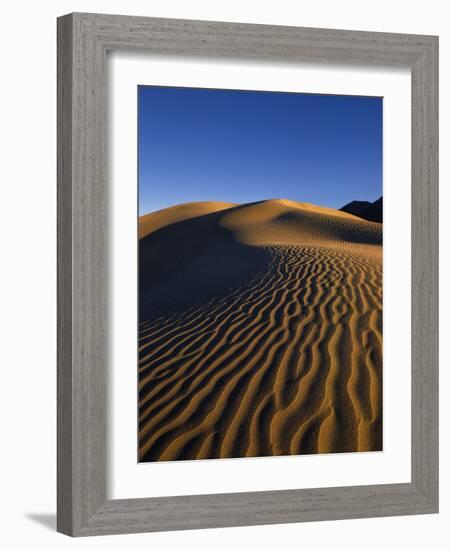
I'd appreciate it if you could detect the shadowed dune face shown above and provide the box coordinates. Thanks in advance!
[139,203,274,321]
[138,199,382,462]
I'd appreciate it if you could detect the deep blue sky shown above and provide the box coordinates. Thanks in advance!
[138,86,382,215]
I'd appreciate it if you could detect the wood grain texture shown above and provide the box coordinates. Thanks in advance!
[57,12,439,536]
[410,36,439,506]
[57,13,74,535]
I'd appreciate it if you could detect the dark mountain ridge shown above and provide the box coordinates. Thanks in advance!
[340,196,382,223]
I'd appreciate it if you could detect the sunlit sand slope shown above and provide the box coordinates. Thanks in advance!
[139,201,237,239]
[138,199,382,461]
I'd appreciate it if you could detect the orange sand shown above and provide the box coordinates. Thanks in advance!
[138,200,382,461]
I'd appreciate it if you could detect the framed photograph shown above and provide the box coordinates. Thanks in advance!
[57,13,438,536]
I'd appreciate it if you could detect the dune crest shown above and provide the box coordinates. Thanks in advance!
[138,199,383,461]
[219,199,382,250]
[139,200,237,239]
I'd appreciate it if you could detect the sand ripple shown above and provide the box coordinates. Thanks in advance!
[138,236,382,461]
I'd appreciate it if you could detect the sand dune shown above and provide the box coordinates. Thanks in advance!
[138,199,382,461]
[139,201,237,239]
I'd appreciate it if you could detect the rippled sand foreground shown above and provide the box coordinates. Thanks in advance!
[138,200,382,462]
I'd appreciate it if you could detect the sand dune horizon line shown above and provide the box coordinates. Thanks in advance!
[139,198,382,240]
[140,197,383,219]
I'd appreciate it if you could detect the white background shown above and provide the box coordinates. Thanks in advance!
[109,54,411,498]
[0,1,447,549]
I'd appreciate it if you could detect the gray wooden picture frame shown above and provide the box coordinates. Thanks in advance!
[57,12,439,537]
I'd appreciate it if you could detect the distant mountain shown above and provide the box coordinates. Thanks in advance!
[340,196,382,223]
